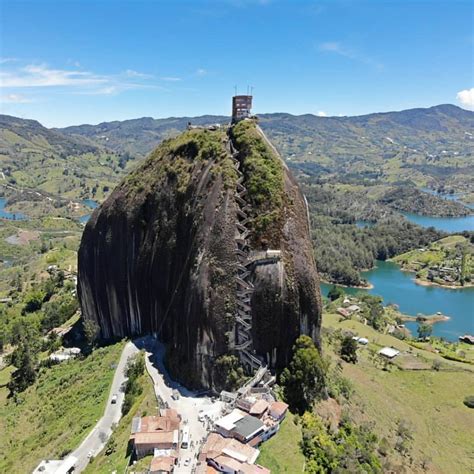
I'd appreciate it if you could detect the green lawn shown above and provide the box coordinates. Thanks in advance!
[0,341,125,473]
[258,411,305,473]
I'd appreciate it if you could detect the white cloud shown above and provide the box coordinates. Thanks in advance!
[84,86,119,95]
[160,76,182,82]
[456,88,474,108]
[124,69,153,79]
[0,62,158,98]
[196,68,207,76]
[66,59,82,68]
[0,64,107,88]
[316,110,327,117]
[0,58,17,65]
[318,41,383,70]
[0,93,32,103]
[319,42,344,54]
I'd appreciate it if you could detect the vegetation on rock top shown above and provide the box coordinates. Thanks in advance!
[231,119,285,246]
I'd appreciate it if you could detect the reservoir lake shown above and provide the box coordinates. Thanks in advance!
[322,200,474,341]
[321,260,473,341]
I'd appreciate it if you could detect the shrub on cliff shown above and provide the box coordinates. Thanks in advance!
[280,335,327,413]
[213,355,247,392]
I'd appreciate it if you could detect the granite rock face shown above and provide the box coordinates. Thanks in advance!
[78,122,322,389]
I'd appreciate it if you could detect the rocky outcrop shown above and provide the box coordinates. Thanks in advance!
[78,121,322,389]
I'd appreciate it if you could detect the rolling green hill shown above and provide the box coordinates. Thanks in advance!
[0,115,123,204]
[59,115,228,159]
[258,105,474,203]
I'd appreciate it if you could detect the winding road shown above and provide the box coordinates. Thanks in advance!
[64,336,224,473]
[70,341,139,473]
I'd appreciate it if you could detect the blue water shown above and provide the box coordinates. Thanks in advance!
[82,199,99,209]
[321,260,474,341]
[356,220,375,228]
[79,199,99,224]
[402,212,474,233]
[420,187,474,209]
[0,198,28,220]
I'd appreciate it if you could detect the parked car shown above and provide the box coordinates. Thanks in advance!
[184,458,191,467]
[111,394,118,404]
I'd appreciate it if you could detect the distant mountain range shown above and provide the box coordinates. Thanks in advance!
[57,104,473,161]
[0,104,473,202]
[59,115,227,158]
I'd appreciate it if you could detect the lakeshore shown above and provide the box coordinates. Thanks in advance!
[321,260,474,341]
[320,277,374,290]
[414,277,474,290]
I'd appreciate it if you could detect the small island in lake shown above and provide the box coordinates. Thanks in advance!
[392,235,473,288]
[398,312,450,325]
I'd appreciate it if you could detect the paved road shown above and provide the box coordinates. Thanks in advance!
[71,341,139,472]
[136,336,225,474]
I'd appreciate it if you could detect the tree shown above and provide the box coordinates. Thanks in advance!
[360,294,385,331]
[122,352,145,415]
[22,290,45,314]
[40,240,48,254]
[417,323,432,340]
[328,285,344,302]
[340,336,358,363]
[280,335,327,413]
[8,342,37,394]
[105,434,117,455]
[83,318,100,347]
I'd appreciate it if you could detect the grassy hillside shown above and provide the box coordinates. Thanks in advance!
[0,114,124,207]
[0,342,124,473]
[321,311,474,473]
[258,411,305,472]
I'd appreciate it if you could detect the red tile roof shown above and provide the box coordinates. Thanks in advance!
[269,401,288,417]
[150,455,175,473]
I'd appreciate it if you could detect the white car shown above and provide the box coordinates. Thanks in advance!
[183,458,191,467]
[87,450,94,459]
[111,394,118,404]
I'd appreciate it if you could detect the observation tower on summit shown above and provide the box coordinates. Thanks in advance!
[232,95,253,122]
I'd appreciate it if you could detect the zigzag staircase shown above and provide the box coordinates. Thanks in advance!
[227,134,265,374]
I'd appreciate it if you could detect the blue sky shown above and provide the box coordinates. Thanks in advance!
[0,0,473,127]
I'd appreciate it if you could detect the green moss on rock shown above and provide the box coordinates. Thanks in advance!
[124,129,234,202]
[230,120,285,245]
